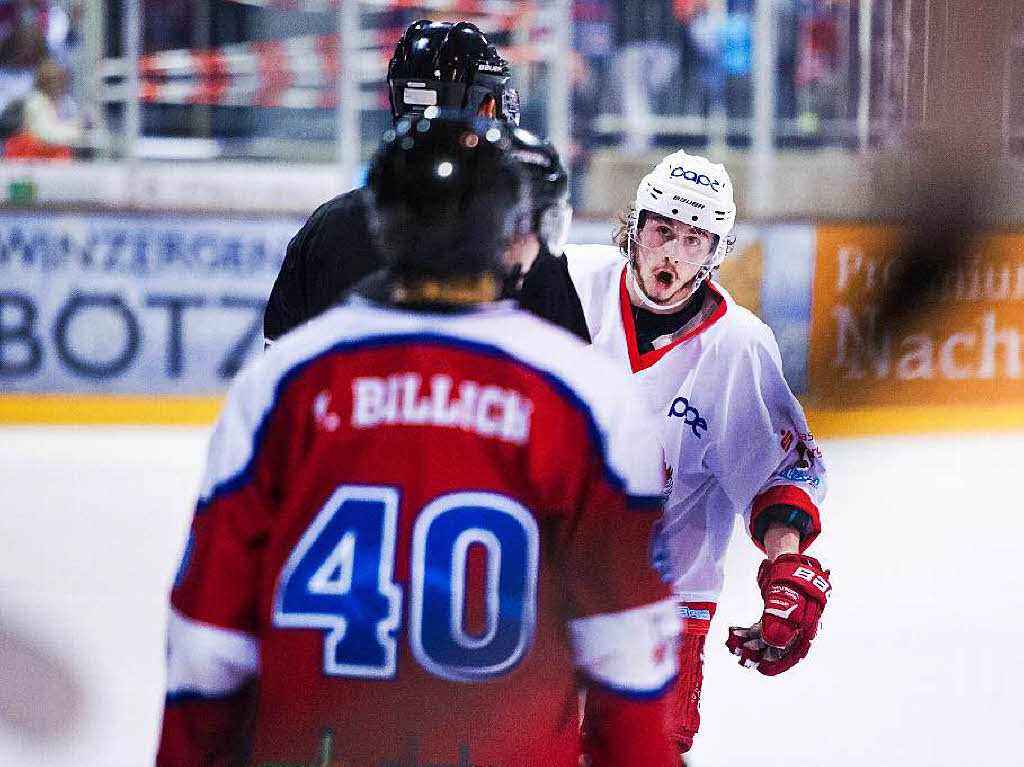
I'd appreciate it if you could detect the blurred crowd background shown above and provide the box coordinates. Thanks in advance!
[2,0,1020,214]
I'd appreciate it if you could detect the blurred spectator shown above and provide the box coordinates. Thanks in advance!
[721,8,753,120]
[569,0,612,204]
[0,0,48,44]
[795,0,841,132]
[775,0,799,120]
[686,2,752,129]
[4,56,81,160]
[608,0,687,153]
[610,41,677,153]
[52,1,82,112]
[575,0,613,59]
[613,0,680,46]
[0,9,45,114]
[43,1,78,69]
[689,6,726,117]
[568,50,599,204]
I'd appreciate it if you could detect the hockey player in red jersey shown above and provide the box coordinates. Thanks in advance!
[157,115,679,766]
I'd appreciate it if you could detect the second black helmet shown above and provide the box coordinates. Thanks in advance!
[368,114,530,282]
[387,20,521,125]
[510,127,572,255]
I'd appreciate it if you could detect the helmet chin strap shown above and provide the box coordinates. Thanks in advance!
[625,236,707,314]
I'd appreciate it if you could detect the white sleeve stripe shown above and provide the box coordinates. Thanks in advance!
[165,607,259,699]
[569,598,679,695]
[582,671,679,701]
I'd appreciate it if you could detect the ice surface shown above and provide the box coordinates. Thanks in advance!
[0,426,1020,766]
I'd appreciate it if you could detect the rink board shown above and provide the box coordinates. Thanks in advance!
[5,210,1024,434]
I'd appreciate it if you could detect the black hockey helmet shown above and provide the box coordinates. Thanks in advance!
[509,127,572,254]
[368,114,530,282]
[387,20,520,125]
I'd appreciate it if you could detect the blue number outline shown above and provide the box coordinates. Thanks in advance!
[272,484,403,679]
[409,491,539,682]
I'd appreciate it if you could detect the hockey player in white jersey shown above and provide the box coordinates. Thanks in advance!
[559,151,833,756]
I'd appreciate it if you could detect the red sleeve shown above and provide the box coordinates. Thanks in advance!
[558,432,678,763]
[157,383,288,764]
[562,467,671,620]
[157,686,256,767]
[582,685,677,767]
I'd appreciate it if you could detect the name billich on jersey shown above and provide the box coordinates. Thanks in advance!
[351,372,534,445]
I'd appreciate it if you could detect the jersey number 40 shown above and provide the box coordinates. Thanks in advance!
[273,484,539,683]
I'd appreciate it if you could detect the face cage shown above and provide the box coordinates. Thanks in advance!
[502,88,521,125]
[538,200,572,254]
[627,210,720,280]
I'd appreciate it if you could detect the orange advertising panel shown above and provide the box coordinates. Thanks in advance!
[809,225,1024,408]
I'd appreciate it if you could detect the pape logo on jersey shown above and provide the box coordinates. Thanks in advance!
[668,396,707,439]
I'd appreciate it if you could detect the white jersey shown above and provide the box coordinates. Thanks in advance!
[563,245,827,604]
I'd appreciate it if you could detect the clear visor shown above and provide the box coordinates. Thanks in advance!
[630,210,718,267]
[539,200,573,254]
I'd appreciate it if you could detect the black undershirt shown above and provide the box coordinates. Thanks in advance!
[631,282,708,354]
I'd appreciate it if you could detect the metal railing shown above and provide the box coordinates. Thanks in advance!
[53,1,1024,169]
[91,0,571,181]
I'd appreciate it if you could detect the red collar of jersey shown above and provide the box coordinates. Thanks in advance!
[618,266,728,373]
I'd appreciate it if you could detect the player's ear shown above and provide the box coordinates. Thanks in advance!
[478,94,497,119]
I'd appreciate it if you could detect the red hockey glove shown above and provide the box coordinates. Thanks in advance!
[725,553,831,676]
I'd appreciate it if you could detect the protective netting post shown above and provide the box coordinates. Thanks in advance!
[546,0,571,157]
[122,0,142,160]
[338,1,360,190]
[858,0,873,150]
[751,0,777,216]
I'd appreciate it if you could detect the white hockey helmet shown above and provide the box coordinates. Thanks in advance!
[632,149,736,278]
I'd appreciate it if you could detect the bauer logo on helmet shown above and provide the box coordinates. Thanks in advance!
[670,194,706,209]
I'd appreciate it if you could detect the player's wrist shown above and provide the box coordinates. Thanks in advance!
[763,522,801,560]
[751,503,814,550]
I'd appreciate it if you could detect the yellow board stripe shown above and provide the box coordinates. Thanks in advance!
[0,394,223,425]
[806,403,1024,437]
[3,394,1024,436]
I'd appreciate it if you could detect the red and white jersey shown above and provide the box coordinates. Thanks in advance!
[563,245,827,604]
[158,298,678,766]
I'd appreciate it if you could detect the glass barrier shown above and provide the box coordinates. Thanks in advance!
[1,2,1020,173]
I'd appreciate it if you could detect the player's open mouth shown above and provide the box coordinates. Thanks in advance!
[655,270,675,287]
